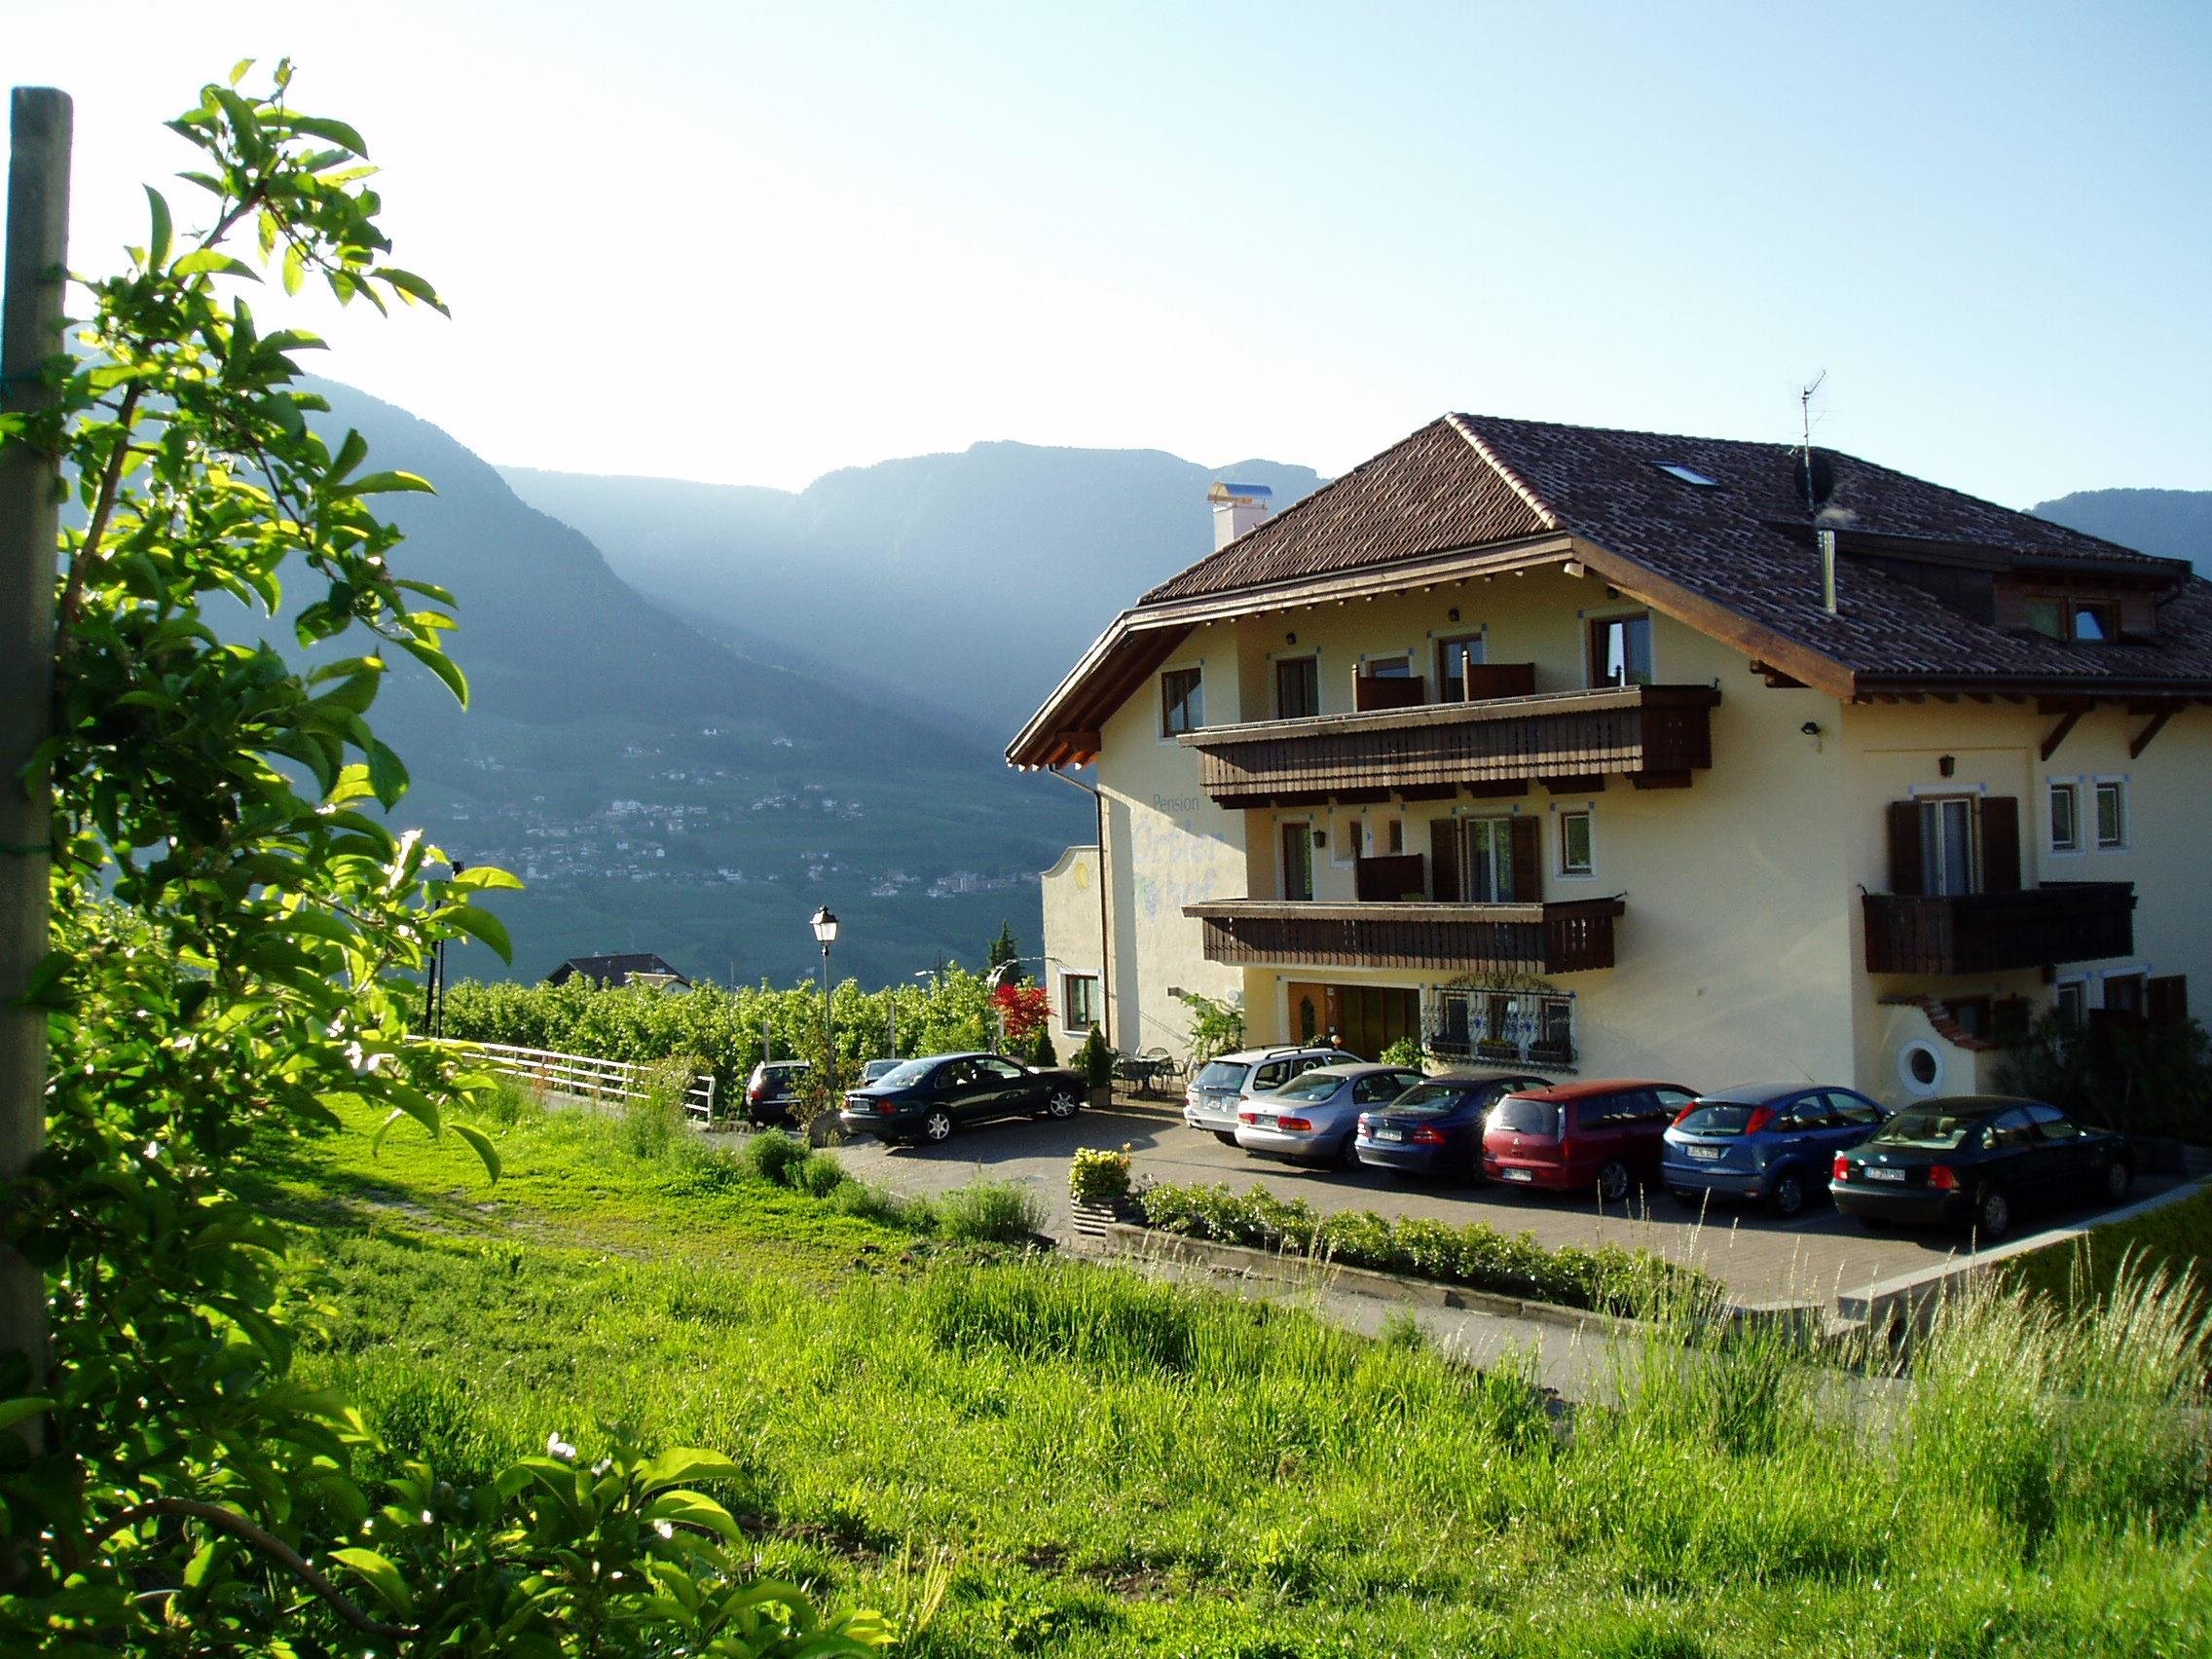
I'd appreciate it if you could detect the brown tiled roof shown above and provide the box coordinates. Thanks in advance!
[1147,412,2206,687]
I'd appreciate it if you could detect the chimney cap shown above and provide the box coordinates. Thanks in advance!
[1208,480,1274,503]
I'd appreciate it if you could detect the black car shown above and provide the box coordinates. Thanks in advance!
[1353,1073,1551,1181]
[1829,1093,2133,1241]
[838,1051,1088,1146]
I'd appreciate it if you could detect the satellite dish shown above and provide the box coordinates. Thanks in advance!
[1794,449,1836,509]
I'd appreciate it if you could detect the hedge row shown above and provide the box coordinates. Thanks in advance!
[1137,1181,1719,1321]
[439,972,1015,1101]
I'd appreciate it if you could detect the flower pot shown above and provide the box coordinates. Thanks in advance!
[1067,1194,1138,1239]
[1087,1084,1114,1110]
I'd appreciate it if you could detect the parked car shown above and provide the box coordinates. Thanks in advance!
[744,1060,811,1124]
[1481,1079,1698,1201]
[1829,1094,2133,1241]
[1662,1083,1889,1218]
[860,1058,903,1084]
[1184,1045,1353,1143]
[1354,1073,1553,1181]
[1235,1062,1426,1168]
[837,1051,1088,1146]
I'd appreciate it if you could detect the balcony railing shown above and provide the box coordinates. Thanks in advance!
[1180,683,1720,806]
[1862,882,2135,976]
[1183,898,1625,975]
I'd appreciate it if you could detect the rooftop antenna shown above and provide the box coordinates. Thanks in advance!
[1796,371,1837,615]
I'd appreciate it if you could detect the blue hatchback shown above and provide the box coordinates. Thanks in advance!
[1662,1083,1889,1219]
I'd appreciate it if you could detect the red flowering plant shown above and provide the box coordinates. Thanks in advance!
[991,981,1051,1049]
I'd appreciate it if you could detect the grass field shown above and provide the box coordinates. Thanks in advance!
[262,1097,2212,1658]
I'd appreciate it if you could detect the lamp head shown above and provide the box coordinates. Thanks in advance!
[810,905,839,945]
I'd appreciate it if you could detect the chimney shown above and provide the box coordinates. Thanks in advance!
[1208,480,1272,550]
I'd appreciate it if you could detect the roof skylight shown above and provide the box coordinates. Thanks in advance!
[1656,462,1720,487]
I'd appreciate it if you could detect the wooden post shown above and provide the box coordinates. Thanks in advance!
[1,87,72,1438]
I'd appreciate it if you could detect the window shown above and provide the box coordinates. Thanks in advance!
[1161,667,1203,736]
[1825,1091,1886,1130]
[1281,822,1314,902]
[1436,634,1485,700]
[1943,996,1990,1040]
[2054,977,2087,1026]
[2023,594,2120,643]
[1463,817,1516,903]
[1061,973,1098,1033]
[1429,988,1575,1065]
[2104,973,2147,1017]
[1559,810,1594,877]
[1366,654,1412,679]
[1919,796,1978,896]
[1275,655,1318,719]
[1589,613,1653,687]
[2095,780,2126,849]
[2048,781,2080,853]
[1984,1109,2035,1153]
[1655,462,1720,487]
[2024,1103,2080,1143]
[1382,818,1404,855]
[978,1056,1025,1082]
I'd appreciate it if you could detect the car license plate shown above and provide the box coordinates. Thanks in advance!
[1377,1127,1405,1142]
[1866,1166,1906,1183]
[1499,1167,1534,1183]
[1252,1116,1276,1129]
[1686,1146,1722,1161]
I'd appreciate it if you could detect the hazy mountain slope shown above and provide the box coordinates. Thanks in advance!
[503,445,1324,735]
[2031,488,2212,573]
[285,380,1086,987]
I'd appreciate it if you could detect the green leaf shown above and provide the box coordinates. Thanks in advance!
[397,636,468,709]
[289,114,370,155]
[0,1396,55,1434]
[145,187,172,269]
[228,56,255,86]
[446,903,513,964]
[365,740,409,809]
[450,1122,501,1184]
[394,577,457,606]
[327,1546,415,1617]
[329,427,368,483]
[641,1489,742,1542]
[450,866,524,892]
[639,1449,746,1493]
[346,469,435,497]
[171,248,258,280]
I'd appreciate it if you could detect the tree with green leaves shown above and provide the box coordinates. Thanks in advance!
[985,919,1022,982]
[0,63,882,1653]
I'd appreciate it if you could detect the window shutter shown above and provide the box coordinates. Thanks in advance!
[1429,819,1459,902]
[1509,816,1542,903]
[1887,800,1925,896]
[2149,975,2190,1027]
[1978,796,2022,894]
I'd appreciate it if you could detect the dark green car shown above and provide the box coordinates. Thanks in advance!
[838,1051,1088,1146]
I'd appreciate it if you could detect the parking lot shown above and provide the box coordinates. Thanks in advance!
[824,1097,2181,1309]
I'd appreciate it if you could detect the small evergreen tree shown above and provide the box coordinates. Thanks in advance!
[1033,1027,1058,1067]
[985,920,1023,982]
[1077,1025,1115,1089]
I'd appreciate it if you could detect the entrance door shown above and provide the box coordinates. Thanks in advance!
[1285,981,1336,1046]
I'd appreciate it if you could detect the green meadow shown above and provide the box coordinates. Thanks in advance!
[264,1097,2212,1658]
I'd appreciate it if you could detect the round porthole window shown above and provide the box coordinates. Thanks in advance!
[1898,1040,1944,1097]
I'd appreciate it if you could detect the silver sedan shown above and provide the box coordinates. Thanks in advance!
[1235,1063,1427,1168]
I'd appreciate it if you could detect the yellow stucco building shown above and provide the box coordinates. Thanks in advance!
[1012,416,2209,1107]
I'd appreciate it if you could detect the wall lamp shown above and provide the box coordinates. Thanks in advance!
[1799,721,1822,737]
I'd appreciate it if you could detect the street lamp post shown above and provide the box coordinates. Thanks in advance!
[809,906,839,1092]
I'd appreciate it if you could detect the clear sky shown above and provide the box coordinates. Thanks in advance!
[7,1,2207,505]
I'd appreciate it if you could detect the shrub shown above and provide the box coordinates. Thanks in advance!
[1076,1026,1115,1089]
[1379,1036,1426,1070]
[935,1181,1049,1245]
[1171,989,1245,1062]
[1995,1008,2212,1140]
[1133,1181,1714,1318]
[794,1150,852,1198]
[1032,1028,1058,1067]
[1069,1146,1133,1203]
[742,1129,813,1188]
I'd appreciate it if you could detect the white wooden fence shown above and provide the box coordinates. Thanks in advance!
[430,1039,719,1125]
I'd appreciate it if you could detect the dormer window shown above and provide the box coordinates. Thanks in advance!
[2024,596,2118,643]
[1654,462,1719,487]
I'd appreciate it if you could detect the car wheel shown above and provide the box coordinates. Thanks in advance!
[1046,1089,1082,1120]
[1767,1170,1808,1220]
[1214,1130,1238,1147]
[2104,1159,2133,1203]
[920,1108,954,1145]
[1335,1133,1361,1171]
[1973,1184,2012,1242]
[1597,1160,1631,1204]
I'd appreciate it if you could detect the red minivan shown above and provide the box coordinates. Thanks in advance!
[1481,1079,1699,1202]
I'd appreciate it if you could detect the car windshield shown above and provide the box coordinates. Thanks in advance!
[1386,1083,1470,1117]
[1194,1061,1248,1091]
[1871,1108,1981,1151]
[1489,1096,1562,1138]
[1270,1071,1347,1102]
[1676,1102,1759,1137]
[870,1059,938,1089]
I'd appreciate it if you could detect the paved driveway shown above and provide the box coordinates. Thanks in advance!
[812,1101,2178,1309]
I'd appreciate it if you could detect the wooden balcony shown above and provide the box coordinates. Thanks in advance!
[1184,898,1626,975]
[1181,683,1720,806]
[1862,882,2135,976]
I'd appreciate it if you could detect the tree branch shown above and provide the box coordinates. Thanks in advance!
[56,383,147,645]
[84,1496,416,1641]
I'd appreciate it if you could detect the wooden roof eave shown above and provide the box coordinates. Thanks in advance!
[1562,535,1861,702]
[1007,613,1194,768]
